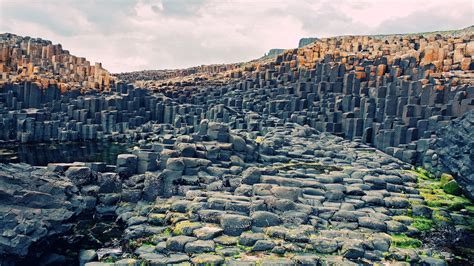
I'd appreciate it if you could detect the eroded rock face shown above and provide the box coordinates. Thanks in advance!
[0,164,86,257]
[436,110,474,199]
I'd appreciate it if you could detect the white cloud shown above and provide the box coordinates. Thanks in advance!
[0,0,472,72]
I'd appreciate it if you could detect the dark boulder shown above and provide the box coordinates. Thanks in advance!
[436,110,474,199]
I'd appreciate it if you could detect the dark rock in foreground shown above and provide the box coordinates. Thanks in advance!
[437,109,474,199]
[0,164,86,257]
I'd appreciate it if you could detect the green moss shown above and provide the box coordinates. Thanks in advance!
[443,180,462,195]
[173,221,201,235]
[408,199,422,206]
[432,210,452,224]
[466,205,474,214]
[390,234,422,249]
[117,201,131,207]
[412,217,434,231]
[440,173,454,186]
[409,167,434,180]
[392,215,413,223]
[128,239,138,249]
[147,213,166,225]
[162,227,172,236]
[168,213,188,224]
[236,243,253,252]
[414,169,472,212]
[103,256,116,263]
[421,189,470,211]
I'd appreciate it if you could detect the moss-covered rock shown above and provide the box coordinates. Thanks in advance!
[443,180,462,196]
[191,254,224,265]
[390,234,422,249]
[440,173,454,186]
[173,220,202,235]
[432,210,452,225]
[411,217,434,231]
[147,213,166,225]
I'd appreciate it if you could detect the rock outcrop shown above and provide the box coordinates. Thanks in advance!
[436,110,474,199]
[0,33,115,92]
[0,163,86,257]
[298,37,319,47]
[0,27,473,265]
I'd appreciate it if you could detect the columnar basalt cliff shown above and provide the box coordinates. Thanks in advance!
[0,33,115,92]
[0,28,473,266]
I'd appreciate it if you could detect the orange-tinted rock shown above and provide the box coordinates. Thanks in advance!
[461,57,472,70]
[0,33,115,91]
[466,41,474,56]
[376,64,386,76]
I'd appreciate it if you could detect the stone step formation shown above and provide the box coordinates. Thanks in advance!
[0,28,473,265]
[0,33,115,92]
[1,123,473,265]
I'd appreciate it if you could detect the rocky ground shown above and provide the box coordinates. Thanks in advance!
[1,28,474,266]
[0,163,87,258]
[1,122,473,266]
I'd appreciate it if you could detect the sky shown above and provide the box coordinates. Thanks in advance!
[0,0,473,73]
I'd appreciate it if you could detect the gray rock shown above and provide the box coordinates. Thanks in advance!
[311,238,339,253]
[142,173,160,201]
[251,240,275,251]
[216,247,241,257]
[271,186,301,201]
[220,214,252,236]
[372,238,390,252]
[342,245,365,259]
[230,135,247,152]
[238,232,265,246]
[241,167,261,185]
[358,217,387,232]
[293,254,321,265]
[271,246,286,255]
[176,142,196,157]
[170,200,189,213]
[412,205,432,218]
[97,173,121,193]
[420,256,447,266]
[436,110,474,200]
[116,154,138,177]
[0,164,86,257]
[166,158,185,171]
[79,249,97,266]
[260,258,294,266]
[84,262,113,266]
[386,220,407,233]
[65,166,92,186]
[251,211,282,227]
[384,197,409,208]
[191,254,224,266]
[198,209,226,223]
[193,225,223,240]
[184,240,215,253]
[166,235,197,252]
[281,211,309,224]
[114,259,140,266]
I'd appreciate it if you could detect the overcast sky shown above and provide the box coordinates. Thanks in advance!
[1,0,473,73]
